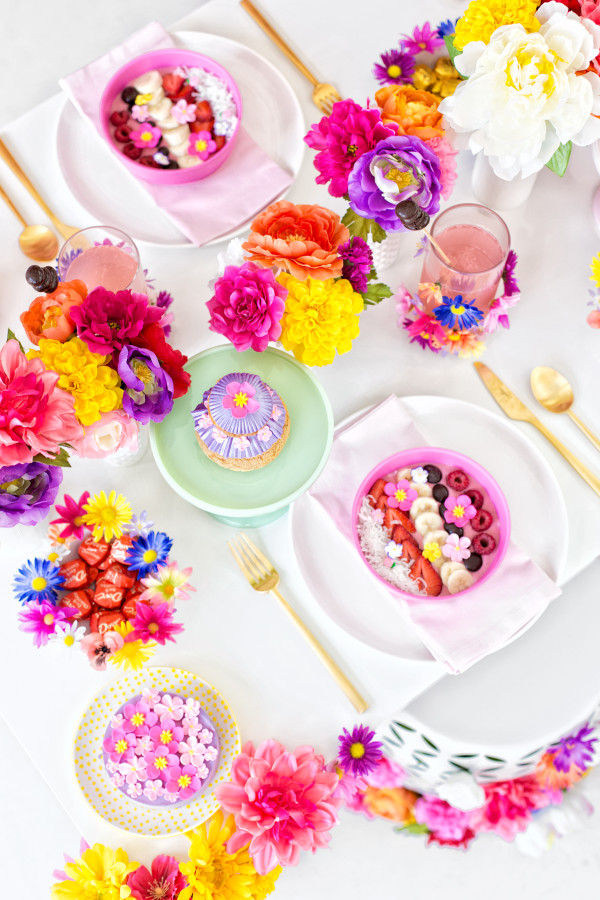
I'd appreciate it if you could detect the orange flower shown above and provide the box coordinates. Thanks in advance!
[363,786,418,823]
[375,85,444,141]
[534,752,585,791]
[242,200,349,281]
[20,280,87,345]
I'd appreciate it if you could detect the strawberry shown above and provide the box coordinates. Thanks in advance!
[375,495,387,511]
[190,118,214,133]
[214,134,226,151]
[409,555,442,596]
[162,73,184,96]
[393,524,418,546]
[195,100,213,121]
[395,509,416,533]
[367,478,386,507]
[399,539,420,563]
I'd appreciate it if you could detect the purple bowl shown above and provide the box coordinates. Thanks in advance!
[351,447,511,600]
[99,48,242,185]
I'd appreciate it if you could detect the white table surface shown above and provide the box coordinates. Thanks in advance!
[1,0,600,896]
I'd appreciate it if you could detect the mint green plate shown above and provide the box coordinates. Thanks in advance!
[150,346,334,527]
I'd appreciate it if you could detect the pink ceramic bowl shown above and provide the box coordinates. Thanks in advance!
[351,447,511,600]
[99,49,242,185]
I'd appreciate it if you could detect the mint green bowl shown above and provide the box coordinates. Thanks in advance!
[150,345,334,527]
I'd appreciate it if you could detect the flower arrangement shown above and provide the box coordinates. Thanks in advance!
[396,245,521,357]
[206,201,392,366]
[440,0,600,180]
[15,488,194,671]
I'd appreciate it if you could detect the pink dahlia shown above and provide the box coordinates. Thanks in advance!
[0,339,82,465]
[127,855,186,900]
[216,738,341,874]
[70,288,164,356]
[304,99,397,197]
[414,796,476,848]
[470,776,556,842]
[426,135,458,200]
[207,262,287,352]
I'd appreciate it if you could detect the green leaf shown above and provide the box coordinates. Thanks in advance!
[361,281,392,307]
[444,34,461,69]
[545,141,572,177]
[396,823,430,836]
[341,209,386,243]
[6,328,25,352]
[32,447,71,468]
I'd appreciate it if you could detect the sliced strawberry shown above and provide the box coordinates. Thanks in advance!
[214,134,226,151]
[162,73,184,96]
[395,508,416,533]
[409,555,443,596]
[393,524,419,546]
[399,540,420,563]
[368,478,387,507]
[375,494,387,511]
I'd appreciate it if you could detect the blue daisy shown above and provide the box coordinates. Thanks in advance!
[434,295,484,330]
[13,558,64,605]
[126,530,173,578]
[436,18,457,38]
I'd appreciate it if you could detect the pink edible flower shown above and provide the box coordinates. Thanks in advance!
[121,700,157,735]
[469,776,557,842]
[80,630,124,671]
[130,125,162,149]
[216,738,341,875]
[414,795,476,848]
[118,756,148,785]
[384,479,417,512]
[102,728,136,763]
[142,779,165,802]
[165,763,202,799]
[178,735,208,768]
[172,99,197,124]
[130,601,184,645]
[143,747,178,782]
[444,493,477,528]
[188,131,217,160]
[155,694,185,721]
[149,718,184,752]
[131,104,149,122]
[127,854,186,900]
[442,533,472,562]
[221,380,260,419]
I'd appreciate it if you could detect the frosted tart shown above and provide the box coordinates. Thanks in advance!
[191,372,290,470]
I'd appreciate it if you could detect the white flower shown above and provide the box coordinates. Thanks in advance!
[436,772,486,811]
[37,539,70,565]
[410,467,428,484]
[440,11,600,179]
[48,621,86,652]
[215,238,245,278]
[384,540,402,560]
[514,789,594,857]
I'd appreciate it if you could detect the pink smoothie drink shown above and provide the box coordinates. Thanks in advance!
[421,224,506,311]
[67,244,141,292]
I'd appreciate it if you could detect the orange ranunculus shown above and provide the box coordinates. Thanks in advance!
[375,85,444,141]
[20,279,88,345]
[363,786,419,823]
[242,200,349,281]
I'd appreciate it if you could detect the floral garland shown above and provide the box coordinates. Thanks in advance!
[14,489,194,670]
[397,242,521,358]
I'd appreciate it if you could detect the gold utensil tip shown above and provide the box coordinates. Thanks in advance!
[474,362,600,499]
[530,366,600,454]
[228,532,368,712]
[0,181,59,261]
[239,0,342,114]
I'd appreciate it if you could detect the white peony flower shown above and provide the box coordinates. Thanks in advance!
[436,772,486,811]
[440,9,600,179]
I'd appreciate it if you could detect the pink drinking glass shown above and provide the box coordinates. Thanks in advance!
[419,203,510,315]
[57,225,148,294]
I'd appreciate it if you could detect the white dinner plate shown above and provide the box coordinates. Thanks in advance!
[290,395,568,660]
[56,31,305,247]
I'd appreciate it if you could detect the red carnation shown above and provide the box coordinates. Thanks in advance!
[132,323,190,399]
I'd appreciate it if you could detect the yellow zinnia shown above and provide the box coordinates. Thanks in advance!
[30,336,122,426]
[82,489,132,542]
[179,810,280,900]
[109,620,156,671]
[454,0,540,51]
[51,842,138,900]
[278,274,363,367]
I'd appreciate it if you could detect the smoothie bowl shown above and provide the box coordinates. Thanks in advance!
[352,448,510,600]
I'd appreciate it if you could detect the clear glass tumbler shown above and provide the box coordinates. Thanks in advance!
[57,225,147,294]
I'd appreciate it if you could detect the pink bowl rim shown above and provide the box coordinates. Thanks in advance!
[350,446,511,601]
[99,48,242,184]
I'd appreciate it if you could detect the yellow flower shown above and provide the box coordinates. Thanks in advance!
[179,810,280,900]
[423,542,442,563]
[83,490,132,542]
[109,620,156,671]
[30,337,122,426]
[278,274,363,367]
[51,842,138,900]
[590,253,600,288]
[454,0,540,51]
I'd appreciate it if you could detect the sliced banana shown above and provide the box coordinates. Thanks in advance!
[147,86,165,107]
[158,114,182,131]
[414,511,443,536]
[146,97,173,121]
[396,467,412,480]
[411,481,433,498]
[410,497,439,520]
[447,568,474,594]
[169,139,191,158]
[161,125,191,147]
[177,154,201,168]
[440,561,465,585]
[131,70,163,94]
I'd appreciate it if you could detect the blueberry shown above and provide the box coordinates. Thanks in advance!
[433,483,448,503]
[424,464,442,483]
[444,522,463,537]
[438,503,446,518]
[464,552,482,572]
[121,86,138,106]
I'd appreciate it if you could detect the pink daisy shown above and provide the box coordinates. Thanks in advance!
[130,601,184,645]
[18,601,77,648]
[49,491,90,540]
[400,22,444,55]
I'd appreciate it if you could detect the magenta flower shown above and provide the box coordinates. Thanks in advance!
[149,718,184,752]
[373,48,416,86]
[71,288,164,356]
[127,855,186,900]
[102,728,136,763]
[221,380,260,419]
[50,491,90,540]
[400,22,444,55]
[414,796,476,848]
[188,131,217,160]
[143,747,178,781]
[337,725,383,777]
[339,236,373,294]
[444,494,477,527]
[207,262,287,352]
[17,601,77,648]
[384,479,417,511]
[403,313,446,352]
[130,601,184,645]
[165,763,202,799]
[80,630,124,671]
[304,99,397,197]
[502,249,519,296]
[549,725,597,773]
[442,533,472,562]
[121,700,157,735]
[130,125,162,149]
[216,739,341,875]
[469,776,555,841]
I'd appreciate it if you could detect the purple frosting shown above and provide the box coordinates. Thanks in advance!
[191,372,286,461]
[347,134,442,232]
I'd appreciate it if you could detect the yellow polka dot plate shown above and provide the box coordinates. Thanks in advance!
[73,666,240,836]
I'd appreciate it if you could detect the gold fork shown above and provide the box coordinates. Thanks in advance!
[240,0,342,114]
[228,533,368,712]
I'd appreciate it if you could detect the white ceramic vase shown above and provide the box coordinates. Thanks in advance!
[107,423,149,467]
[471,153,538,210]
[368,231,403,272]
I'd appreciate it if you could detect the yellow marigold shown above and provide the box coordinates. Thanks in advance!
[30,336,122,426]
[51,842,138,900]
[454,0,540,51]
[278,274,363,367]
[179,810,280,900]
[109,619,156,671]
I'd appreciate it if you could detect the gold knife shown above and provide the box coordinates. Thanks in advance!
[474,362,600,499]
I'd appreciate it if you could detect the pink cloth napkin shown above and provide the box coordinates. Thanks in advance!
[59,22,293,246]
[308,396,562,674]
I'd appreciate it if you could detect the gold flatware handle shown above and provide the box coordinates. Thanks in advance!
[568,410,600,454]
[240,0,318,86]
[0,182,27,227]
[528,415,600,497]
[271,587,368,713]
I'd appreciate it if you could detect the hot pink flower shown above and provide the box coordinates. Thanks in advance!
[165,763,202,799]
[143,747,178,781]
[18,601,77,649]
[127,854,186,900]
[130,125,162,149]
[414,796,476,848]
[470,776,557,841]
[121,700,157,735]
[444,494,477,527]
[221,380,260,419]
[80,630,124,671]
[149,718,184,752]
[207,262,287,352]
[216,739,341,875]
[188,131,217,160]
[130,601,184,645]
[71,288,164,356]
[0,339,82,465]
[102,728,136,763]
[50,491,90,540]
[384,479,417,511]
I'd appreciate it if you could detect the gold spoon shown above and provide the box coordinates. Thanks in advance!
[530,366,600,453]
[0,182,59,261]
